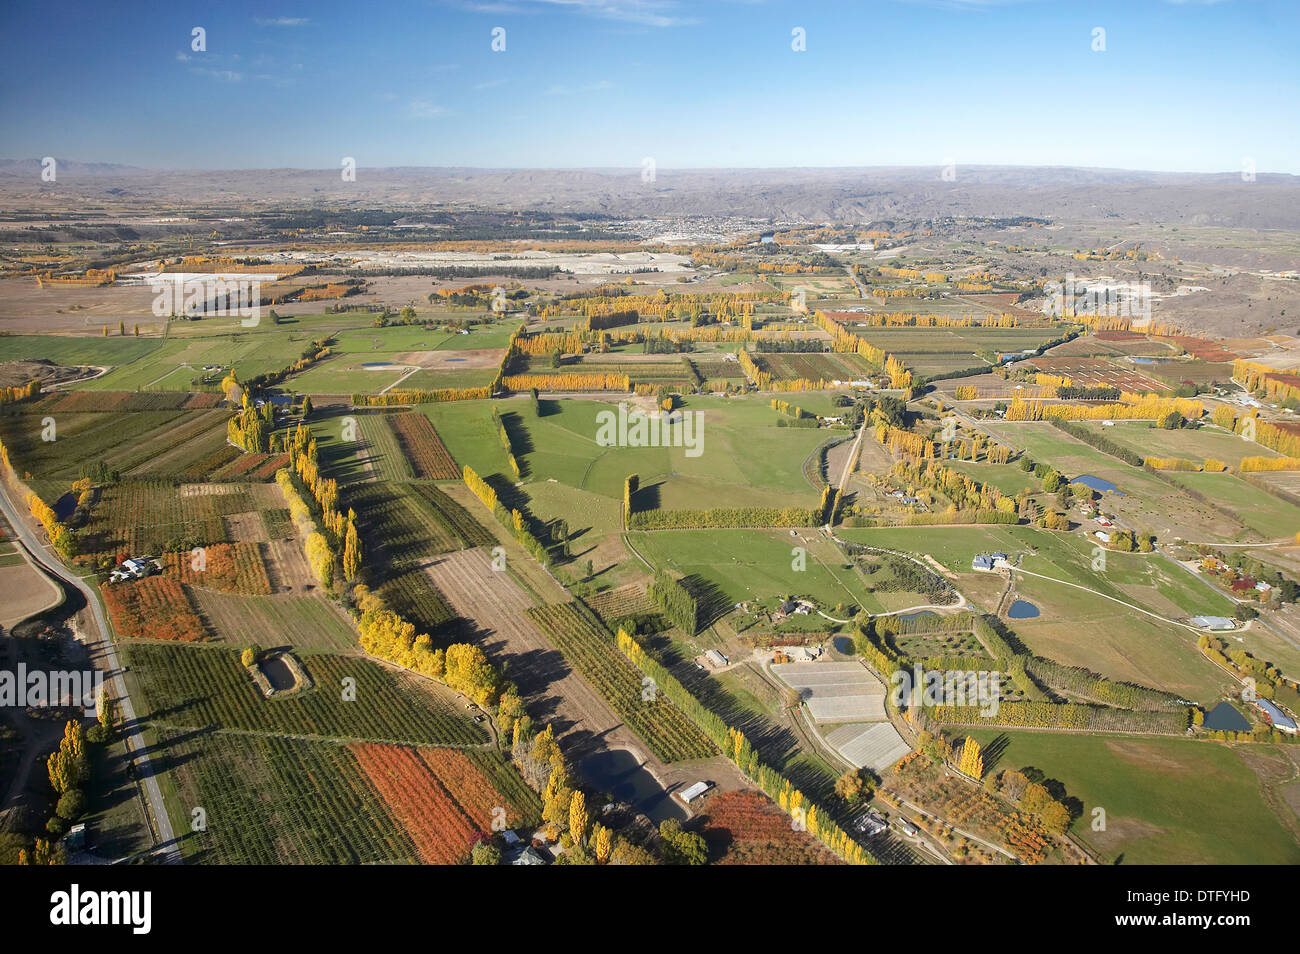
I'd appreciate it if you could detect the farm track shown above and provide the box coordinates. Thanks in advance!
[0,473,181,862]
[425,547,739,799]
[425,548,637,759]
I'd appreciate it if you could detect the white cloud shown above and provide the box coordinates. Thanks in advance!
[408,99,449,118]
[254,16,310,26]
[192,67,243,82]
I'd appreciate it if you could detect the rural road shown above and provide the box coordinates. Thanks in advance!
[0,476,181,863]
[844,264,871,300]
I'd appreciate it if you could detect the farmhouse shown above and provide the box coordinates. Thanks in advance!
[1094,531,1112,543]
[856,812,888,836]
[972,555,995,572]
[704,649,729,669]
[109,557,158,584]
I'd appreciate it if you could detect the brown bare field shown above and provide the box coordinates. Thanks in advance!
[224,511,268,543]
[0,553,62,628]
[263,538,318,593]
[0,277,167,330]
[389,348,505,370]
[426,547,639,758]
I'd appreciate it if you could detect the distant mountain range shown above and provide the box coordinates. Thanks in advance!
[3,161,1298,229]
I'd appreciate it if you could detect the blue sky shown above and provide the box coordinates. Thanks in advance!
[1,0,1295,172]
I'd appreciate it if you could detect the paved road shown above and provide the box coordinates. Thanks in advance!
[845,263,871,299]
[0,477,181,863]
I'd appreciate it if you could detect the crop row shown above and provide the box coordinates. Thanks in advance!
[160,729,422,864]
[351,743,482,864]
[526,603,716,763]
[102,576,207,642]
[125,643,489,745]
[388,412,459,480]
[164,542,273,595]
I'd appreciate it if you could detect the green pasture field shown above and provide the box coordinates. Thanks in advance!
[1077,421,1280,468]
[427,395,829,510]
[964,730,1300,865]
[80,330,322,391]
[0,334,162,366]
[330,326,454,354]
[399,368,498,391]
[506,395,829,510]
[945,460,1043,496]
[627,527,887,616]
[285,355,408,395]
[420,399,513,478]
[1168,471,1300,538]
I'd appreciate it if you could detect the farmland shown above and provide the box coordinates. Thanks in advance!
[701,790,843,865]
[964,730,1300,865]
[188,589,361,653]
[525,603,717,762]
[1075,420,1281,468]
[349,744,490,863]
[850,326,1066,375]
[125,643,489,745]
[82,481,254,556]
[753,350,873,382]
[159,730,422,865]
[840,524,1236,699]
[164,542,273,594]
[387,411,459,479]
[102,576,207,642]
[628,527,894,616]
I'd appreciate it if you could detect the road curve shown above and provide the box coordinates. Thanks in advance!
[0,477,181,863]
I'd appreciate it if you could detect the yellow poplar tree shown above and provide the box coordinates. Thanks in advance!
[958,736,983,779]
[569,790,588,845]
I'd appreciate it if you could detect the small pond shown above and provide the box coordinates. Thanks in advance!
[1007,600,1040,620]
[579,749,686,824]
[53,493,77,521]
[361,362,394,369]
[260,655,296,692]
[1203,701,1251,732]
[1070,474,1124,495]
